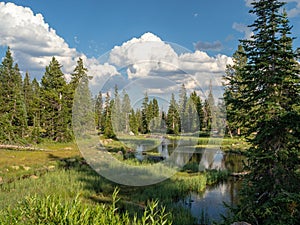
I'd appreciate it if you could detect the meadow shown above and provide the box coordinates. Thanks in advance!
[0,136,244,225]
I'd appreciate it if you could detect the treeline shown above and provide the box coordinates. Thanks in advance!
[0,47,89,144]
[0,47,225,144]
[95,83,225,138]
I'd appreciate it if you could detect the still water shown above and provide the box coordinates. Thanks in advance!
[134,138,245,224]
[182,179,242,224]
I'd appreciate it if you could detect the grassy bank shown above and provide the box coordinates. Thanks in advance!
[0,136,239,224]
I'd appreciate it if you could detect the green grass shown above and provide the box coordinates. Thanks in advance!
[0,188,172,225]
[0,137,242,225]
[0,152,228,225]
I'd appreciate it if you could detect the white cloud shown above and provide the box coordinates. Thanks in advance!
[102,33,232,100]
[232,22,254,40]
[285,0,300,17]
[0,2,119,84]
[0,2,231,100]
[109,32,179,79]
[0,2,84,76]
[245,0,254,7]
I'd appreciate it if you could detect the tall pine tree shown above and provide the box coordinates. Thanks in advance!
[71,58,93,138]
[41,57,71,142]
[224,45,248,136]
[223,1,300,224]
[0,48,27,143]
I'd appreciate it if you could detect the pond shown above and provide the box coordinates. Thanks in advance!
[134,138,246,173]
[181,179,242,224]
[133,138,245,224]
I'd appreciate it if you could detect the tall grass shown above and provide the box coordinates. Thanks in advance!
[0,188,172,225]
[0,152,230,225]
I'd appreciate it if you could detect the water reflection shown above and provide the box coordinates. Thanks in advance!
[134,139,245,173]
[133,138,245,224]
[182,179,242,224]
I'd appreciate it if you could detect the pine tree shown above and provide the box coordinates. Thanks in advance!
[0,48,27,143]
[224,45,248,136]
[121,90,132,133]
[190,91,204,132]
[111,85,122,133]
[141,93,149,134]
[223,1,300,224]
[71,58,93,138]
[23,72,34,126]
[166,94,180,135]
[41,57,71,142]
[129,109,138,135]
[103,92,116,138]
[95,91,103,132]
[30,78,41,143]
[179,84,188,132]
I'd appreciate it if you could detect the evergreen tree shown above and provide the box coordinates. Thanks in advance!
[41,57,71,142]
[111,85,122,133]
[129,108,138,135]
[179,84,188,132]
[223,1,300,224]
[102,92,116,138]
[121,90,132,133]
[71,58,93,138]
[30,78,41,143]
[190,91,204,132]
[151,98,161,131]
[224,45,248,136]
[23,72,34,126]
[166,94,180,135]
[203,80,216,132]
[95,91,103,132]
[141,93,149,134]
[0,48,27,143]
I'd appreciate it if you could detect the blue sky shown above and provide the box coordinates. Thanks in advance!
[0,0,300,100]
[0,0,252,57]
[3,0,299,57]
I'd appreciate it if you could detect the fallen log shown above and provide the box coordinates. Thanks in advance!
[0,144,47,151]
[230,171,250,177]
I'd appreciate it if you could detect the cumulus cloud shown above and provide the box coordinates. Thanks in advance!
[0,2,119,85]
[0,2,231,100]
[99,33,232,100]
[193,41,223,51]
[0,2,84,76]
[108,32,179,79]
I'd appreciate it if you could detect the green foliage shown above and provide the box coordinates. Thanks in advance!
[71,58,93,139]
[0,188,172,225]
[0,48,27,143]
[102,92,116,138]
[40,57,72,142]
[95,91,103,131]
[166,94,181,135]
[224,45,248,136]
[223,1,300,224]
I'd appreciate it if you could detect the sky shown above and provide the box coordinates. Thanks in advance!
[0,0,300,102]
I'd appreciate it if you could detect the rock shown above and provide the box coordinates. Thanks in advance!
[23,166,31,171]
[30,175,39,179]
[117,151,123,155]
[48,165,55,171]
[67,158,76,163]
[11,166,20,170]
